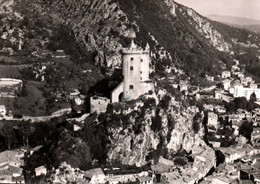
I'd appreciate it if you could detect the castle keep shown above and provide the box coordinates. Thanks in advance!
[111,40,154,103]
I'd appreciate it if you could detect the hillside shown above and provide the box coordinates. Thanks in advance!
[1,0,260,183]
[207,14,260,26]
[1,0,260,82]
[208,14,260,34]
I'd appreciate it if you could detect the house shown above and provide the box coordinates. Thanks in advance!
[214,105,226,113]
[90,96,110,114]
[206,75,214,81]
[219,146,248,163]
[240,180,254,184]
[52,50,67,58]
[178,80,189,92]
[222,79,231,91]
[0,165,25,183]
[69,89,81,99]
[253,173,260,184]
[207,112,218,128]
[32,49,50,58]
[74,96,85,106]
[208,141,221,148]
[251,127,260,148]
[0,105,6,117]
[195,93,201,100]
[240,78,248,87]
[250,83,258,89]
[137,176,153,184]
[238,73,245,79]
[222,71,231,78]
[229,80,241,94]
[246,76,253,83]
[85,168,105,184]
[0,150,25,183]
[215,90,222,99]
[35,165,47,176]
[233,86,260,101]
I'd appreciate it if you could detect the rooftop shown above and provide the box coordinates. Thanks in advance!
[122,40,149,54]
[85,168,104,178]
[137,176,153,182]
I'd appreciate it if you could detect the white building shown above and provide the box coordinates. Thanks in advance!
[246,76,253,83]
[208,112,218,128]
[179,80,189,92]
[0,150,25,183]
[222,79,231,91]
[229,80,241,94]
[222,71,231,78]
[35,166,47,176]
[90,96,110,114]
[111,40,154,103]
[250,83,258,89]
[85,168,105,184]
[233,86,260,101]
[215,90,222,99]
[137,176,153,184]
[0,105,6,116]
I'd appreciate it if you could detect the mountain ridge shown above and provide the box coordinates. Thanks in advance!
[207,14,260,33]
[207,14,260,25]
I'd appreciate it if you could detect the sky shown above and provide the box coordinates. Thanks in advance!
[174,0,260,20]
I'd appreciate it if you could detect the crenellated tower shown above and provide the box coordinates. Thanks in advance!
[111,40,154,103]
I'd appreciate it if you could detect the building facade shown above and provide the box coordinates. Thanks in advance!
[111,41,154,103]
[233,86,260,101]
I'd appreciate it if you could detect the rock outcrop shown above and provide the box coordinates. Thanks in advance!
[164,0,231,52]
[102,90,204,167]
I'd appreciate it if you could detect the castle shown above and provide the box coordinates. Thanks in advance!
[111,40,154,103]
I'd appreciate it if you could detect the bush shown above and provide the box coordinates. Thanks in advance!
[239,121,253,141]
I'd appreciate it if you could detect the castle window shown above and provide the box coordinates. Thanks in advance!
[130,66,134,71]
[130,57,134,61]
[140,71,142,74]
[140,77,142,80]
[141,59,143,62]
[129,85,134,89]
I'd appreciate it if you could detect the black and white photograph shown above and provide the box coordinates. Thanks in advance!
[0,0,260,183]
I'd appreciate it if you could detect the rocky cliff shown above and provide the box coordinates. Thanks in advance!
[164,0,231,52]
[5,0,244,78]
[99,89,204,167]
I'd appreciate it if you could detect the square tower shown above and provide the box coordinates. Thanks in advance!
[111,40,154,103]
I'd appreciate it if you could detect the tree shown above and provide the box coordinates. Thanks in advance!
[250,92,257,102]
[216,82,224,89]
[239,121,253,141]
[233,97,248,109]
[18,121,35,146]
[225,101,236,113]
[51,132,92,170]
[0,122,18,149]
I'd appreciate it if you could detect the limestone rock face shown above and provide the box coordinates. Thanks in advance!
[164,0,231,52]
[29,0,134,68]
[105,92,205,167]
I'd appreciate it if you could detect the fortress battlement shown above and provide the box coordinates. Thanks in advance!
[122,40,150,54]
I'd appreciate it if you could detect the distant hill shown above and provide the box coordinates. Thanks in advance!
[207,14,260,25]
[207,14,260,33]
[235,24,260,34]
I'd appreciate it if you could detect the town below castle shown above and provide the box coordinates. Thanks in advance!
[0,40,260,184]
[2,0,260,183]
